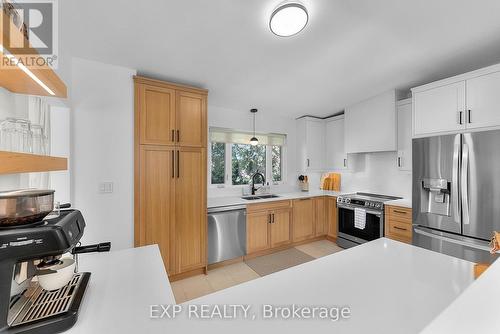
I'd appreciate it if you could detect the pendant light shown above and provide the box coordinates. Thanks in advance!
[250,108,259,146]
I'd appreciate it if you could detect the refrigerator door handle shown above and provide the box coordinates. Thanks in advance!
[461,143,470,225]
[452,135,461,224]
[414,226,493,253]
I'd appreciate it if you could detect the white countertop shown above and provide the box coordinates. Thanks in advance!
[207,190,345,209]
[66,239,474,333]
[208,191,412,209]
[421,255,500,334]
[65,245,175,333]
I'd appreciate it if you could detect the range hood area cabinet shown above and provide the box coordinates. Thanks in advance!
[296,117,325,171]
[412,63,500,138]
[325,115,349,170]
[134,76,208,280]
[344,90,397,153]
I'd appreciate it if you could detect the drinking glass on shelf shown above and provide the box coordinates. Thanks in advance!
[31,124,45,155]
[0,118,17,151]
[14,119,32,153]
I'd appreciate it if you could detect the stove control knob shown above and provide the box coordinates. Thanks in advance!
[376,203,382,209]
[370,203,375,207]
[346,199,350,204]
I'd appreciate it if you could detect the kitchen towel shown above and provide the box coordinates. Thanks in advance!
[354,208,366,230]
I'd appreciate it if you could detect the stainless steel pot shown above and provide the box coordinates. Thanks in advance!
[0,189,55,226]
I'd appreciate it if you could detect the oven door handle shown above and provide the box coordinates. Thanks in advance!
[337,204,382,216]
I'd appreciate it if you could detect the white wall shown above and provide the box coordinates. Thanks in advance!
[71,57,136,250]
[309,151,412,199]
[208,105,298,197]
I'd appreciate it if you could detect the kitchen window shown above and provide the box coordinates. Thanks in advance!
[209,128,286,187]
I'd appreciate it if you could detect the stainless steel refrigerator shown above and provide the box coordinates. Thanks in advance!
[413,130,500,263]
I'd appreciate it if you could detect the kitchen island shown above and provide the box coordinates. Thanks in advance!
[66,238,475,333]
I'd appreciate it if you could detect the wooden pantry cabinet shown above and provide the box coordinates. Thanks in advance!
[134,76,208,279]
[246,201,292,254]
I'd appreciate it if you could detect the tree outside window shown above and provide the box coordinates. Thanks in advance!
[231,144,266,185]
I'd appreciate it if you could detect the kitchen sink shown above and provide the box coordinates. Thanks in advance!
[241,194,280,200]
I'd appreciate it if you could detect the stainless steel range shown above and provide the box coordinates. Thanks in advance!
[336,192,402,249]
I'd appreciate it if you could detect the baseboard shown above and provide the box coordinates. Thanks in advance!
[169,267,205,282]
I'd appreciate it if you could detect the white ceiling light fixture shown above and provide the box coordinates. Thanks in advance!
[269,2,308,37]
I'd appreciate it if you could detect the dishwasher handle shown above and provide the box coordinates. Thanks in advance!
[207,205,246,214]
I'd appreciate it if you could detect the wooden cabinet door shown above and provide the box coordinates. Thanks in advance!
[139,84,176,145]
[247,211,271,254]
[176,90,207,147]
[175,147,207,273]
[139,146,175,274]
[292,198,314,242]
[270,208,292,248]
[466,71,500,130]
[314,197,327,236]
[327,197,338,239]
[413,81,466,136]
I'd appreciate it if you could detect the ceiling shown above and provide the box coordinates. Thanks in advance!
[61,0,500,118]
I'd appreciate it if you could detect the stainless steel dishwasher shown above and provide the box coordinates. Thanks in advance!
[207,205,246,264]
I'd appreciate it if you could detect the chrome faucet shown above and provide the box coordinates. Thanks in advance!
[251,172,265,195]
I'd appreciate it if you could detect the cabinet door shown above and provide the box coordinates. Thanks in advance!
[397,100,412,171]
[466,71,500,130]
[270,208,292,248]
[325,117,347,169]
[413,82,466,136]
[306,120,325,170]
[247,211,271,254]
[176,90,207,147]
[175,147,207,273]
[327,197,338,238]
[139,84,176,145]
[139,146,175,274]
[292,198,315,242]
[314,197,327,236]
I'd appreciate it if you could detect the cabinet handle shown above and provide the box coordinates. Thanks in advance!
[171,129,175,142]
[268,214,272,224]
[393,210,408,215]
[176,150,180,178]
[397,157,401,168]
[458,111,463,125]
[307,159,310,167]
[344,158,347,168]
[176,130,180,142]
[468,110,471,124]
[393,226,407,231]
[272,213,275,224]
[171,150,175,178]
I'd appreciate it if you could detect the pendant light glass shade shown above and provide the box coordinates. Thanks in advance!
[250,108,258,145]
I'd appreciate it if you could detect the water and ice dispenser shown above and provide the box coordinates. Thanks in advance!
[420,178,450,216]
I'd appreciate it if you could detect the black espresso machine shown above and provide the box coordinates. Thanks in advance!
[0,209,110,333]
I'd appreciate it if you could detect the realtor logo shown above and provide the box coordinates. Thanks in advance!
[1,0,58,68]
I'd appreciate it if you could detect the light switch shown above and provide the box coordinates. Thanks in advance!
[99,182,113,194]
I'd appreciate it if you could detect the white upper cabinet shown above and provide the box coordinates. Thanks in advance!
[412,81,466,136]
[344,90,397,153]
[412,64,500,137]
[396,99,412,171]
[325,115,348,170]
[466,70,500,130]
[296,117,325,172]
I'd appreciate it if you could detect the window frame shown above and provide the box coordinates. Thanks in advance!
[208,142,287,188]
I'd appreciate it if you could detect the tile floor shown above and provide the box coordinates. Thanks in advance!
[171,239,344,303]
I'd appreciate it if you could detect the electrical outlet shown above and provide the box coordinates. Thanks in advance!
[99,182,113,194]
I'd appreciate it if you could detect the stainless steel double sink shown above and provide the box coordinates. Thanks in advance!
[241,194,280,200]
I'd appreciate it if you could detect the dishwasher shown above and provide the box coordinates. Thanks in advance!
[207,205,246,264]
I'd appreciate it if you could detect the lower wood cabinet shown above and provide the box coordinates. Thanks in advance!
[247,201,292,254]
[292,198,315,242]
[327,197,338,239]
[314,197,327,236]
[385,205,412,244]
